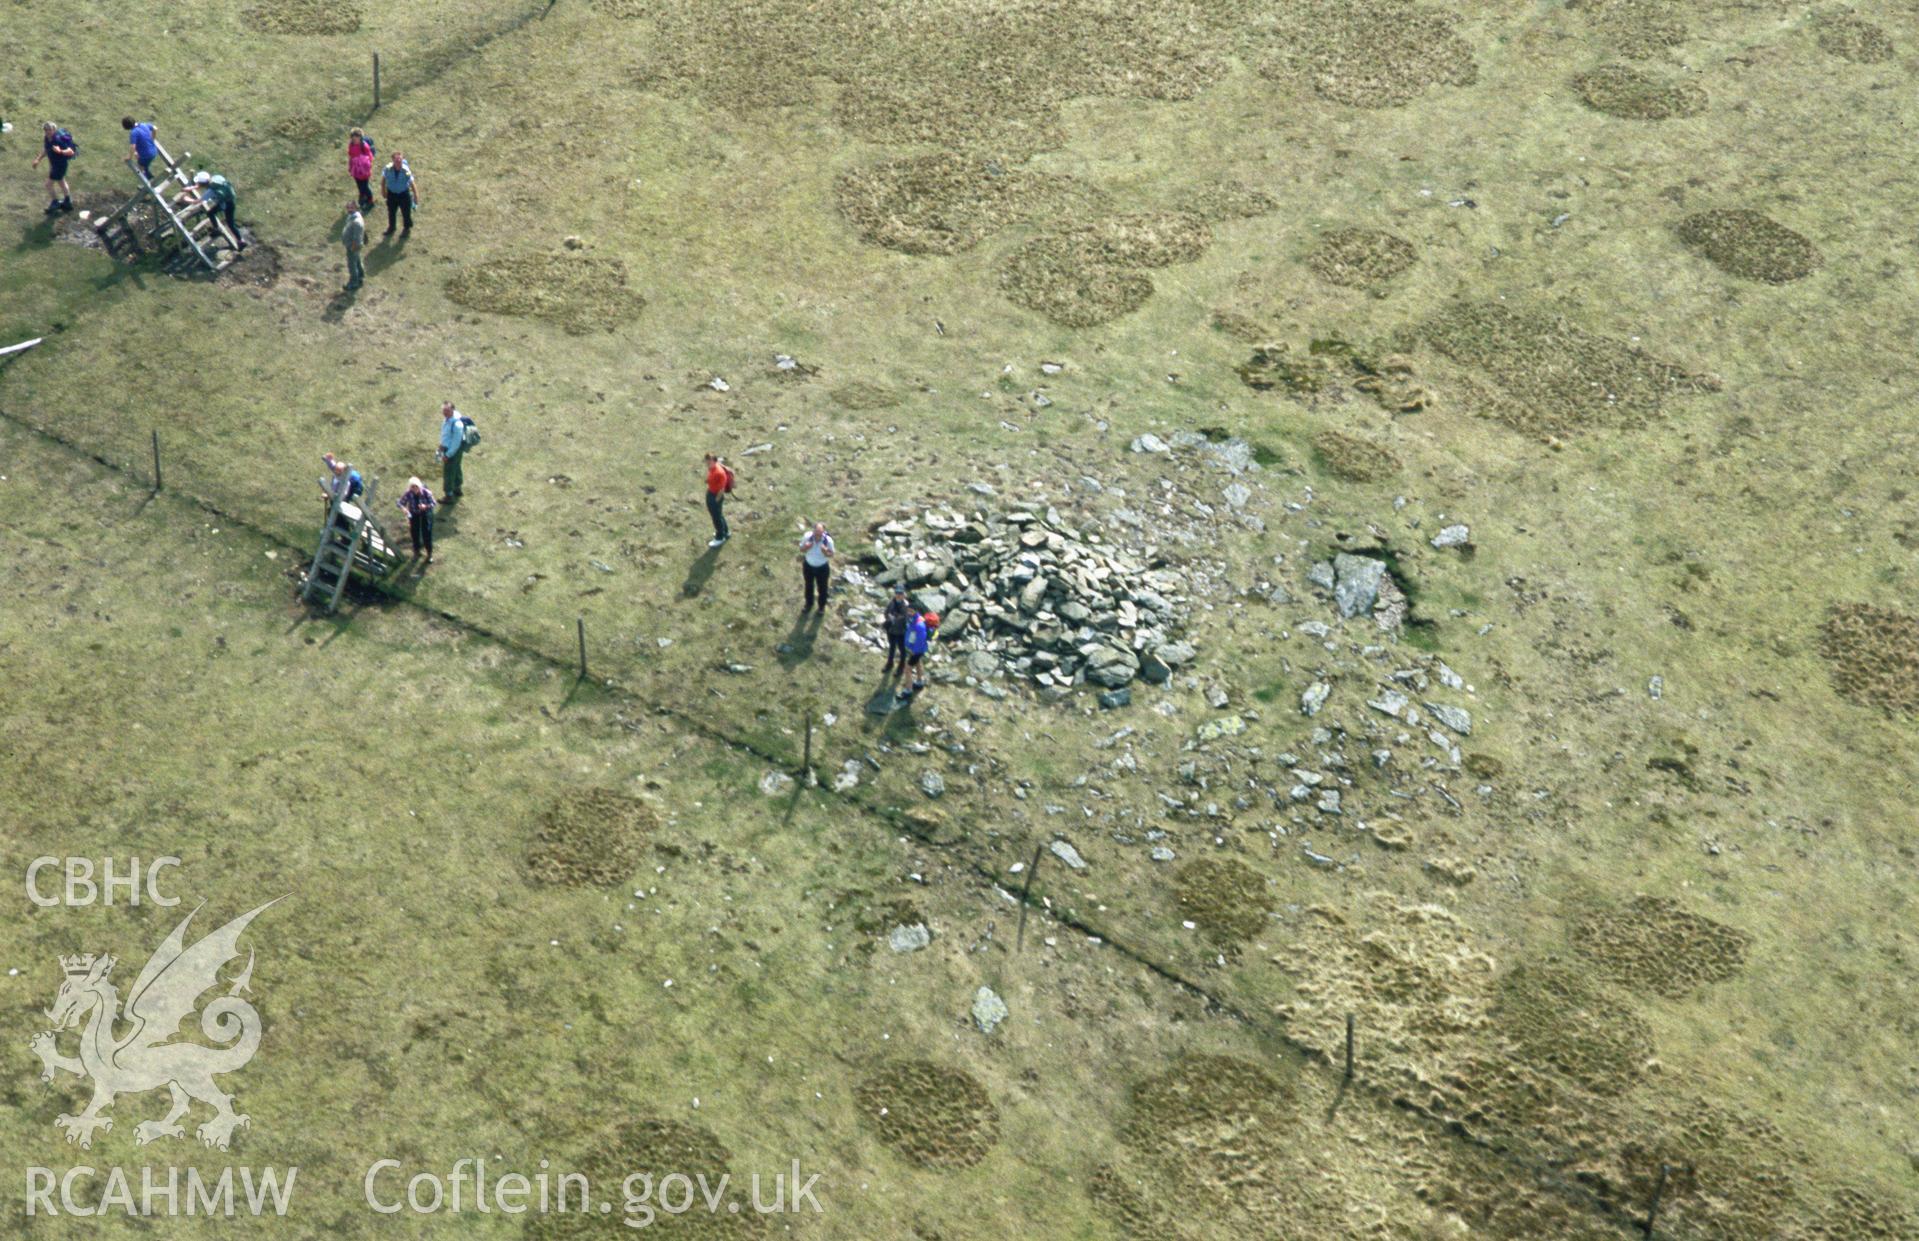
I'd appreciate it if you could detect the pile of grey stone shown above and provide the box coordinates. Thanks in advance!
[862,504,1199,693]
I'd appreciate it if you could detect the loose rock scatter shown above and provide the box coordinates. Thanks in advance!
[858,503,1209,695]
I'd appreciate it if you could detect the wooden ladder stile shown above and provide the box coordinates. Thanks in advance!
[301,479,395,613]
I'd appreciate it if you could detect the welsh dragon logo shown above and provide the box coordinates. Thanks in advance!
[28,900,280,1151]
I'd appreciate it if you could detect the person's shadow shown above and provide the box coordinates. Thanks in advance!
[13,214,54,253]
[321,286,357,323]
[776,607,824,669]
[680,546,721,598]
[863,662,912,720]
[364,236,405,277]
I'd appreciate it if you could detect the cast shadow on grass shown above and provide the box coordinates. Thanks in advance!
[365,232,408,278]
[322,287,358,323]
[861,682,922,745]
[776,607,825,668]
[680,545,721,597]
[13,216,55,253]
[286,608,353,648]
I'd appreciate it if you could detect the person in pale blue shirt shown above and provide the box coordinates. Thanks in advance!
[437,402,470,501]
[380,150,417,235]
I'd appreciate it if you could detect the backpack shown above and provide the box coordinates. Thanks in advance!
[458,414,481,450]
[722,465,736,493]
[57,130,77,156]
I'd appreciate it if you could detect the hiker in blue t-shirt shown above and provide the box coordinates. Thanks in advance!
[122,116,159,179]
[897,611,931,702]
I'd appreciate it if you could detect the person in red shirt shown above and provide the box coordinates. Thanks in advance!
[703,453,732,547]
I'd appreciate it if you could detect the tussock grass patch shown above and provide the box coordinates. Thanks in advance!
[855,1060,1000,1169]
[1570,895,1751,998]
[1424,301,1717,438]
[1676,209,1821,283]
[445,251,643,334]
[1819,603,1919,715]
[1574,65,1706,119]
[523,788,655,887]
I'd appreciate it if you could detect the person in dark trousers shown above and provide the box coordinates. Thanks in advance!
[799,522,834,611]
[897,608,934,701]
[33,122,76,214]
[174,170,242,249]
[343,204,366,290]
[397,476,436,562]
[437,402,470,501]
[122,116,158,180]
[347,128,376,210]
[380,150,417,235]
[703,453,733,547]
[881,587,912,676]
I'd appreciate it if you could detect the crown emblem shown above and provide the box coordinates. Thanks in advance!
[61,953,100,976]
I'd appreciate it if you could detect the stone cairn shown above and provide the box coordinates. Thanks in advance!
[861,504,1199,694]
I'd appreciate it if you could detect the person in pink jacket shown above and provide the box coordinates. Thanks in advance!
[347,128,376,210]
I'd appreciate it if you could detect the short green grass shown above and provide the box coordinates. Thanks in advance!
[4,0,1918,1235]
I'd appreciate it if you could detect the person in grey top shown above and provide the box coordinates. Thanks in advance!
[342,204,366,290]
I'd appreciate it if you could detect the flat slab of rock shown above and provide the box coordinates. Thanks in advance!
[1368,689,1410,718]
[1050,840,1088,870]
[888,923,931,953]
[1197,714,1247,742]
[1333,554,1387,620]
[972,986,1008,1034]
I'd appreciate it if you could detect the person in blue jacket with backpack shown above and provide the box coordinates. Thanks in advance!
[437,402,476,501]
[897,608,938,701]
[33,122,77,214]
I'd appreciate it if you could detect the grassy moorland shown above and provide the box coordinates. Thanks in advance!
[2,0,1916,1236]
